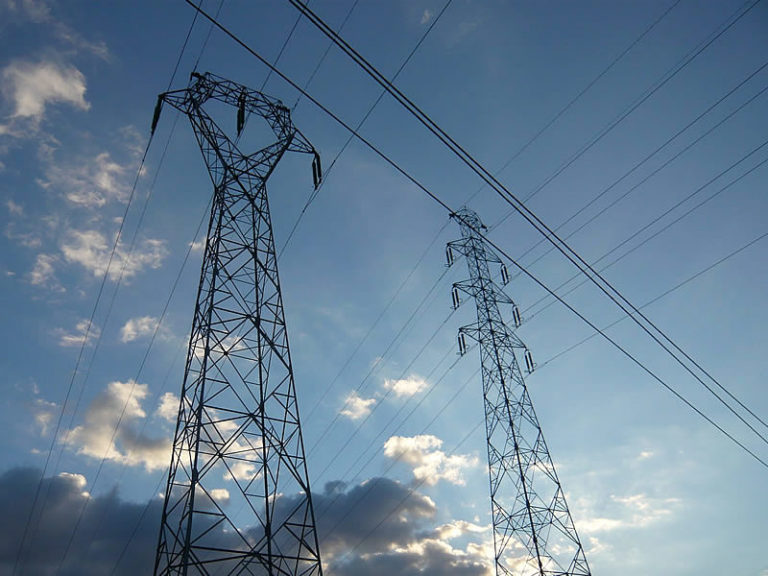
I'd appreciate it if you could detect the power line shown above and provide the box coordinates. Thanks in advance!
[182,0,768,470]
[467,0,683,205]
[283,0,768,461]
[494,63,768,285]
[536,228,768,377]
[278,0,451,259]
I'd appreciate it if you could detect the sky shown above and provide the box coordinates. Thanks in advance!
[0,0,767,574]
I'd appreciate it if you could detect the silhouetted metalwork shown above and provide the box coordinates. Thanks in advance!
[447,208,590,576]
[152,72,323,576]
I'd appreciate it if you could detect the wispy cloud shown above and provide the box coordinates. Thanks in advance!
[38,151,129,207]
[60,229,168,282]
[421,9,433,24]
[54,319,99,347]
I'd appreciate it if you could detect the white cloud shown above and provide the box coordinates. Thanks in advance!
[120,315,159,343]
[383,375,428,398]
[383,434,479,486]
[421,9,433,24]
[1,60,89,121]
[29,253,57,286]
[340,391,376,420]
[54,319,99,347]
[638,450,654,460]
[209,488,230,503]
[33,397,58,436]
[39,151,128,207]
[189,239,205,253]
[6,199,23,215]
[155,392,179,423]
[578,493,681,534]
[60,229,168,281]
[62,379,171,471]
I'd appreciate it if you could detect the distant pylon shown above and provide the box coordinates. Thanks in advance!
[152,72,324,575]
[447,208,590,576]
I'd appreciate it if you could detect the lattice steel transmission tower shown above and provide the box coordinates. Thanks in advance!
[151,72,324,576]
[447,208,590,576]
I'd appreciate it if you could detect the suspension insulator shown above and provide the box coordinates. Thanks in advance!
[151,95,163,135]
[524,348,535,373]
[237,91,246,137]
[458,332,467,356]
[512,305,522,328]
[451,286,461,310]
[501,263,509,285]
[312,151,322,190]
[446,245,454,267]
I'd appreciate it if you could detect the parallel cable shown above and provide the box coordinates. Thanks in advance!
[304,219,450,423]
[278,0,451,258]
[182,0,768,469]
[537,229,768,374]
[498,0,763,211]
[467,0,683,204]
[12,124,156,576]
[495,65,768,284]
[283,0,768,457]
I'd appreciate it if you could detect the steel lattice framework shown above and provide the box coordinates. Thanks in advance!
[152,73,323,576]
[447,208,591,576]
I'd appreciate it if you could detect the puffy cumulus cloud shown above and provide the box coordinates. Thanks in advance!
[384,435,479,486]
[1,60,89,122]
[60,229,168,282]
[340,391,376,420]
[38,151,129,207]
[120,315,159,343]
[62,380,171,471]
[54,319,99,347]
[383,375,428,398]
[155,392,179,423]
[0,467,159,575]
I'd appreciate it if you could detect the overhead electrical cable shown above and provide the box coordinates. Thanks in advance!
[537,228,768,378]
[306,265,453,454]
[525,148,768,326]
[280,0,768,458]
[12,102,158,576]
[303,219,450,423]
[496,66,768,287]
[182,0,768,470]
[494,0,764,214]
[278,0,451,258]
[467,0,683,204]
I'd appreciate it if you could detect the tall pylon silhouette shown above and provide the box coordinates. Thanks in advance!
[152,72,324,576]
[448,208,590,576]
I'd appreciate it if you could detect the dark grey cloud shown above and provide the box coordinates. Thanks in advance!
[0,468,491,575]
[0,467,159,576]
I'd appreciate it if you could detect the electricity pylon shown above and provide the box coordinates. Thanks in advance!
[447,208,590,576]
[151,72,324,576]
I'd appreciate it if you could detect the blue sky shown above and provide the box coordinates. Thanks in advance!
[1,0,767,574]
